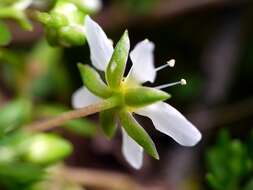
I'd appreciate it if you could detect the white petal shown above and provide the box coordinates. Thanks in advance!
[135,102,202,146]
[85,16,114,71]
[128,39,156,83]
[122,128,143,169]
[71,87,101,109]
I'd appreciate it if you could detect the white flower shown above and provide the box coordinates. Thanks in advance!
[72,16,202,169]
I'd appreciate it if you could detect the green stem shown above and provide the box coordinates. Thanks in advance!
[0,7,32,30]
[26,97,119,132]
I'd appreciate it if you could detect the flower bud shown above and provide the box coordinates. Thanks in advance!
[22,133,72,165]
[37,1,87,46]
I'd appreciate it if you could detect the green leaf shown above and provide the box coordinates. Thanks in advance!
[0,7,32,30]
[0,99,32,137]
[125,87,170,107]
[22,133,72,165]
[99,108,117,138]
[0,162,45,188]
[78,63,112,98]
[0,20,11,46]
[106,30,129,89]
[119,110,159,159]
[206,129,252,190]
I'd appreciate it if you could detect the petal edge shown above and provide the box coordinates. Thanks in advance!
[135,102,202,146]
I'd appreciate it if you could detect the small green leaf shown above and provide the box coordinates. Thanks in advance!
[119,110,159,159]
[99,108,117,138]
[16,13,32,31]
[106,30,130,89]
[0,99,32,137]
[125,87,170,107]
[0,20,11,46]
[22,133,72,165]
[0,162,45,188]
[78,63,112,98]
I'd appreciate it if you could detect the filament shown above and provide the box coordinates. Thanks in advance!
[155,59,175,72]
[155,79,187,90]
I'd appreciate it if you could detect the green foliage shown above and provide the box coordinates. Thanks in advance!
[27,40,71,99]
[0,99,32,137]
[206,130,253,190]
[0,20,11,46]
[0,132,44,189]
[0,162,45,189]
[22,133,73,165]
[0,0,32,31]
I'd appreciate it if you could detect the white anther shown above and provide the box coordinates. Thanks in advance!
[180,79,187,85]
[155,78,186,90]
[155,59,176,72]
[167,59,175,67]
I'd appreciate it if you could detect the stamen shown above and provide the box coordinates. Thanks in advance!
[180,78,187,85]
[155,78,187,89]
[167,59,175,67]
[155,59,175,72]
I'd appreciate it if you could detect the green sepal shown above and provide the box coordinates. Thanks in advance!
[106,30,130,89]
[119,110,159,159]
[22,133,72,165]
[78,63,112,98]
[125,87,171,107]
[99,108,117,139]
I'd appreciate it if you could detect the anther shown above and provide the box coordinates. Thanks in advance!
[167,59,175,67]
[155,59,175,72]
[180,79,187,85]
[155,78,187,90]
